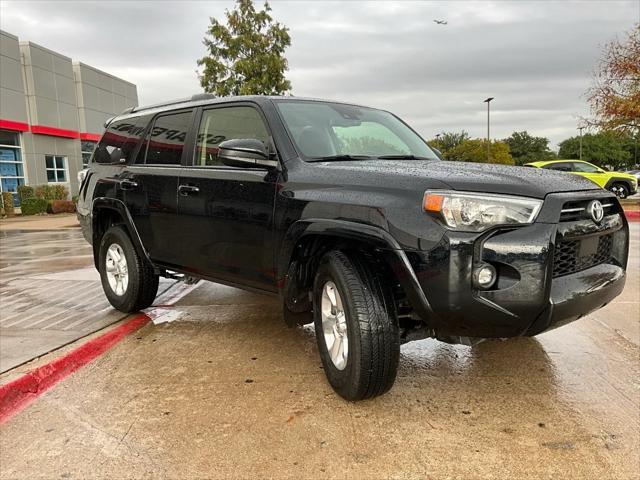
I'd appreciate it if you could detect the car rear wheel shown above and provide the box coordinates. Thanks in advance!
[313,250,399,400]
[609,183,629,199]
[99,225,159,313]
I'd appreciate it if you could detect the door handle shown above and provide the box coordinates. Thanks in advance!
[119,179,138,190]
[178,184,200,196]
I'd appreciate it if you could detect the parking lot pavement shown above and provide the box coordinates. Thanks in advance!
[0,228,175,373]
[0,228,638,479]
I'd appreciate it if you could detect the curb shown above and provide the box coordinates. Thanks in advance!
[624,210,640,221]
[0,314,149,424]
[0,281,200,425]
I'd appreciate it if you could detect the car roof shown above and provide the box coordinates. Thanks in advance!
[107,93,372,126]
[525,159,587,166]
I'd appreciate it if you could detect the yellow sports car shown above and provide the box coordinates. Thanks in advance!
[525,159,638,199]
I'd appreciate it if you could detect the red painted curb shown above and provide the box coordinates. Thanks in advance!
[624,210,640,221]
[0,314,149,424]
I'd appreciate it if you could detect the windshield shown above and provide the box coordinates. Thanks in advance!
[275,100,439,161]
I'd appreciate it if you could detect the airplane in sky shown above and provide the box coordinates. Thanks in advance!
[433,19,448,25]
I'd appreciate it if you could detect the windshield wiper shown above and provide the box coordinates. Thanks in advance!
[307,154,374,163]
[376,154,434,160]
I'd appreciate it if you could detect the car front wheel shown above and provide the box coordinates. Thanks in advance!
[609,183,629,199]
[99,225,159,313]
[313,250,399,401]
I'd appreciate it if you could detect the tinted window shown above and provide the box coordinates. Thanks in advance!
[194,106,270,167]
[94,116,151,164]
[543,162,572,172]
[143,111,193,165]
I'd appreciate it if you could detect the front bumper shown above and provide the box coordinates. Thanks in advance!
[524,263,625,336]
[405,191,629,338]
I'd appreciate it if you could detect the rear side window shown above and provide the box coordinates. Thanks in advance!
[93,116,151,164]
[543,162,572,172]
[142,111,193,165]
[194,106,269,167]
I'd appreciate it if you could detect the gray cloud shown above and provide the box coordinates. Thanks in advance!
[2,0,638,148]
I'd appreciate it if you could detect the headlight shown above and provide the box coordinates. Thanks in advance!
[423,190,543,232]
[77,169,88,185]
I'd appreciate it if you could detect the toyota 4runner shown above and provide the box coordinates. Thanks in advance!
[78,95,630,400]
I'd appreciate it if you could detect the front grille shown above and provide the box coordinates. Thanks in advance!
[552,234,613,277]
[559,198,618,222]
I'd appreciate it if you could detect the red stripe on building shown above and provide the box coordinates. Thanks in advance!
[79,132,102,142]
[0,119,29,132]
[30,125,80,139]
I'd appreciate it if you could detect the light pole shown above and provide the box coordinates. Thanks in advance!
[578,126,585,160]
[484,97,494,162]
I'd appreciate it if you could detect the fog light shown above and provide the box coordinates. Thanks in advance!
[475,264,497,289]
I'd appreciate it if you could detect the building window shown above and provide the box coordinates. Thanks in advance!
[45,155,67,183]
[81,141,96,168]
[0,130,25,207]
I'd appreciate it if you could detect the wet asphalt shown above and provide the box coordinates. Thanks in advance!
[0,224,638,479]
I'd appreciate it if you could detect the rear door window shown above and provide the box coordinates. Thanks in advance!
[142,111,194,165]
[543,162,573,172]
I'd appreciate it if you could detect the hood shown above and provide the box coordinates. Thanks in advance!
[309,160,600,199]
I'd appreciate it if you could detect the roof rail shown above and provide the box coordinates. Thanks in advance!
[127,93,217,114]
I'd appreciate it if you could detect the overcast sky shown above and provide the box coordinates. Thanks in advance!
[2,1,638,149]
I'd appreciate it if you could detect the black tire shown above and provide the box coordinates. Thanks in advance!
[313,250,399,401]
[609,183,629,199]
[99,225,159,313]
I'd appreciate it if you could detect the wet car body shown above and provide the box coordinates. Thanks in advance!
[77,95,630,344]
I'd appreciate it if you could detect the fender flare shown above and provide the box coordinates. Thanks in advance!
[278,218,434,320]
[91,197,153,269]
[603,177,632,191]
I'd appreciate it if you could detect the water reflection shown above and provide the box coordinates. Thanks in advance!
[400,337,558,395]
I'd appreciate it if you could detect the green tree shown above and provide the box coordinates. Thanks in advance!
[504,131,556,165]
[557,131,632,170]
[428,131,469,158]
[197,0,292,97]
[447,139,514,165]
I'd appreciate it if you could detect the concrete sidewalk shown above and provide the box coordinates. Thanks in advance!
[0,213,80,231]
[0,227,176,374]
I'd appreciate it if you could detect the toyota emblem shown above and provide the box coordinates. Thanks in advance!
[588,200,604,223]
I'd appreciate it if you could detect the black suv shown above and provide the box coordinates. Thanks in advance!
[78,95,629,400]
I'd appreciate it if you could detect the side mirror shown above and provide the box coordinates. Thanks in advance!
[217,139,278,169]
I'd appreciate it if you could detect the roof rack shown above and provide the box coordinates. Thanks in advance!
[120,93,217,115]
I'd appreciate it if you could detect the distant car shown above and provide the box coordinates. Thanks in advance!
[525,160,638,199]
[626,169,640,182]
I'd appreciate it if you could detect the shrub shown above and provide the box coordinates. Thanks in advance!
[52,184,68,200]
[49,200,76,214]
[34,185,47,200]
[21,197,48,215]
[34,184,68,201]
[17,185,35,203]
[1,192,15,216]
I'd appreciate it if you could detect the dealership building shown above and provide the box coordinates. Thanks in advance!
[0,30,138,206]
